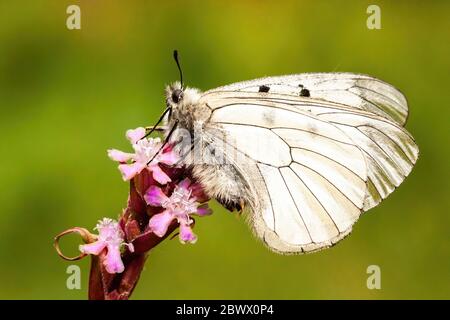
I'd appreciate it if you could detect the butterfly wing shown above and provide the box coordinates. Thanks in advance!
[200,88,418,253]
[206,72,409,126]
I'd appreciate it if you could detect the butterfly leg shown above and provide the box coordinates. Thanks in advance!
[145,125,167,132]
[238,199,245,215]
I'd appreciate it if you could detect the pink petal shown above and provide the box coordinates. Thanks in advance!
[104,245,124,274]
[158,151,179,165]
[178,178,192,191]
[118,162,145,181]
[150,165,171,184]
[126,127,146,144]
[144,185,169,206]
[79,240,106,255]
[195,204,212,216]
[107,149,133,162]
[179,223,198,244]
[148,211,174,237]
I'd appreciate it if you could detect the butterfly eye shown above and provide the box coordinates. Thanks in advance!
[171,89,183,103]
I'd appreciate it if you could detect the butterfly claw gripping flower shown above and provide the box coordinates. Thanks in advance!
[145,178,212,244]
[108,127,179,183]
[79,218,134,274]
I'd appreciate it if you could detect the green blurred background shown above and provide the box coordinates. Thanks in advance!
[0,0,448,299]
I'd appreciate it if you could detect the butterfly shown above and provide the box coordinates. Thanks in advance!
[151,51,419,254]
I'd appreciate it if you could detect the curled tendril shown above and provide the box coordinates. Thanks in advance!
[54,227,97,261]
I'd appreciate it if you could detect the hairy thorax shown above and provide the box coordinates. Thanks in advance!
[171,101,212,131]
[165,82,211,131]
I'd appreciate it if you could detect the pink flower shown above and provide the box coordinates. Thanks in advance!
[107,127,179,184]
[144,179,212,244]
[79,218,134,274]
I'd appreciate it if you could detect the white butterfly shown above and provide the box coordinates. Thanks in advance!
[156,56,418,254]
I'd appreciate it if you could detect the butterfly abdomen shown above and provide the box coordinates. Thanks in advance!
[192,163,249,211]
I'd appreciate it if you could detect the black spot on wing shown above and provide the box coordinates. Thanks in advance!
[258,85,270,93]
[297,84,310,97]
[300,88,310,97]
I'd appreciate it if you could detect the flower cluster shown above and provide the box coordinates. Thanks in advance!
[108,127,178,183]
[54,126,213,299]
[87,127,211,272]
[145,178,212,244]
[79,218,133,274]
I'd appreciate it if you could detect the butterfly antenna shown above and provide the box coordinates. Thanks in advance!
[173,50,183,89]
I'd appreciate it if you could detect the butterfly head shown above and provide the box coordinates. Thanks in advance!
[165,81,201,109]
[165,81,183,107]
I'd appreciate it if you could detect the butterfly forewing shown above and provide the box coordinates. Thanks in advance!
[205,72,409,126]
[199,78,418,253]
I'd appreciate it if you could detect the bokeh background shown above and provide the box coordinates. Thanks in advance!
[0,0,448,299]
